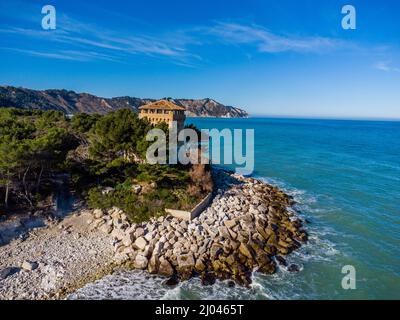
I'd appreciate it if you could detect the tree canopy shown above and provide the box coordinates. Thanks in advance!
[0,107,212,223]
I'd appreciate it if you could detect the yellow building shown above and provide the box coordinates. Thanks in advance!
[139,99,186,131]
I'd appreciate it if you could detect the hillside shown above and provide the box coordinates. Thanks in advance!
[0,86,248,118]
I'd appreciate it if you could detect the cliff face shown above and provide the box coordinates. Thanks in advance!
[171,98,248,118]
[0,86,249,118]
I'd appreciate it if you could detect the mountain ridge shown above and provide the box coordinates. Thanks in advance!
[0,86,249,118]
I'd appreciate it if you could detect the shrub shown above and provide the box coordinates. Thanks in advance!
[87,184,167,223]
[188,164,214,197]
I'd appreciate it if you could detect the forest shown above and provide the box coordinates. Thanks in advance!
[0,108,213,222]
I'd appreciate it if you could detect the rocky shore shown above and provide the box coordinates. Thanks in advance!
[0,170,307,299]
[0,211,115,300]
[88,170,308,287]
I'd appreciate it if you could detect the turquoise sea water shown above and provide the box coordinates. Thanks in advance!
[189,117,400,299]
[70,118,400,300]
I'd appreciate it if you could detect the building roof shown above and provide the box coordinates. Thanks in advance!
[139,99,186,111]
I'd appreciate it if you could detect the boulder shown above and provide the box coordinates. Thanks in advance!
[164,274,179,287]
[177,253,195,280]
[225,254,237,266]
[211,260,225,272]
[134,227,145,238]
[224,219,237,229]
[210,244,223,259]
[114,253,129,264]
[194,258,206,272]
[275,256,287,267]
[99,223,112,234]
[189,243,199,253]
[277,246,289,255]
[266,233,278,246]
[113,241,124,253]
[93,209,104,219]
[134,254,148,269]
[228,229,238,240]
[158,257,174,277]
[180,220,188,229]
[166,230,175,240]
[148,255,159,274]
[113,218,124,228]
[21,260,39,271]
[256,225,270,240]
[278,239,291,248]
[238,243,255,260]
[122,233,134,247]
[263,244,276,255]
[111,228,125,241]
[218,226,231,239]
[201,272,216,286]
[134,237,148,250]
[121,247,135,256]
[144,232,154,242]
[125,225,136,236]
[287,264,300,273]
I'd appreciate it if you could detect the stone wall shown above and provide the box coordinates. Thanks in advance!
[165,192,212,221]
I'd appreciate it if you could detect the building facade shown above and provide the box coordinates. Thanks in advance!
[138,100,186,131]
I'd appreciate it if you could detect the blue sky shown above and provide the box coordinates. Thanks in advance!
[0,0,399,119]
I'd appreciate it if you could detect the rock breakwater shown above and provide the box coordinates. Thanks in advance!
[88,170,308,286]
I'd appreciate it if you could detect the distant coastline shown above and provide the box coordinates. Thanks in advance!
[0,85,248,118]
[248,114,400,122]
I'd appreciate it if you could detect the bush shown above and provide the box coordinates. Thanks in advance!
[71,113,100,134]
[87,184,168,223]
[188,164,214,197]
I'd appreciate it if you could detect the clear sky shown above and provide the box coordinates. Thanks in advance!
[0,0,399,119]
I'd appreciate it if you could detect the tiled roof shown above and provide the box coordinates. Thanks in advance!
[139,99,186,111]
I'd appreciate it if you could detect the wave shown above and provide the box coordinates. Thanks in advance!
[68,270,170,300]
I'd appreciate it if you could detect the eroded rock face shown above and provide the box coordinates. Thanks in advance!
[88,169,307,286]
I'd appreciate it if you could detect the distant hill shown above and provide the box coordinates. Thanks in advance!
[0,86,249,118]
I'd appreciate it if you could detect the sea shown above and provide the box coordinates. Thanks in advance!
[69,117,400,300]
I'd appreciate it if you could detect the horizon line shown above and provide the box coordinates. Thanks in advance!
[189,115,400,122]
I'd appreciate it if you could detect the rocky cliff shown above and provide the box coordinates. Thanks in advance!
[0,86,248,118]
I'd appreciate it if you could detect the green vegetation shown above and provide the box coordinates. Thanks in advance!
[0,107,213,222]
[0,108,76,209]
